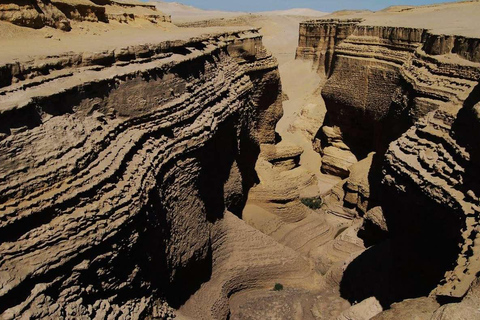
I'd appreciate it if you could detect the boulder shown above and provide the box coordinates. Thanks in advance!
[321,146,358,178]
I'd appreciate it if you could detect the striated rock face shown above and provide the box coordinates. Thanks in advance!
[0,29,283,319]
[179,212,314,320]
[297,11,480,310]
[383,91,480,299]
[343,153,374,215]
[306,22,478,159]
[321,146,357,179]
[296,19,362,76]
[0,0,170,31]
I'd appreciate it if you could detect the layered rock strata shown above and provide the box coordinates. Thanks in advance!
[320,126,358,178]
[295,19,362,76]
[301,20,479,159]
[0,29,283,319]
[296,13,480,308]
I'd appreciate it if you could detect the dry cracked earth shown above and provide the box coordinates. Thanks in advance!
[1,0,480,319]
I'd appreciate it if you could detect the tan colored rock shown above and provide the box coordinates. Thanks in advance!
[0,29,283,319]
[372,297,440,320]
[321,146,358,178]
[323,126,343,144]
[179,212,316,320]
[364,206,388,233]
[344,152,374,215]
[430,304,480,320]
[298,2,480,302]
[0,0,71,30]
[322,179,357,219]
[336,297,383,320]
[0,0,170,30]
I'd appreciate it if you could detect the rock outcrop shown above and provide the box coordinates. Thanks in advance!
[0,0,170,31]
[296,2,480,317]
[296,19,362,76]
[337,297,382,320]
[300,19,479,159]
[0,28,283,319]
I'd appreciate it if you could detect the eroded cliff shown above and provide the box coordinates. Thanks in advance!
[297,1,480,317]
[4,1,480,319]
[0,28,287,319]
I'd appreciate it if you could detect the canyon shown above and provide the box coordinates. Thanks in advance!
[1,0,480,319]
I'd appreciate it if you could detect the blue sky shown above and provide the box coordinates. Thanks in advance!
[161,0,456,12]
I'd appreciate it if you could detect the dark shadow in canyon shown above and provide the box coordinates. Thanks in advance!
[140,183,213,310]
[334,79,464,308]
[453,81,480,197]
[151,113,260,307]
[356,152,389,247]
[0,188,171,315]
[340,174,463,308]
[197,116,242,222]
[320,88,416,161]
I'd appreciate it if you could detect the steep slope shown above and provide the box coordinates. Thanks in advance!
[295,1,480,316]
[0,27,286,319]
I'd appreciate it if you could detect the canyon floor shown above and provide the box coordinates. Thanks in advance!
[2,0,480,319]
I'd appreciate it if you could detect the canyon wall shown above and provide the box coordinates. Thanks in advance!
[0,29,283,319]
[297,17,480,308]
[296,19,361,76]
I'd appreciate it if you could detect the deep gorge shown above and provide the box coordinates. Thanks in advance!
[1,1,480,319]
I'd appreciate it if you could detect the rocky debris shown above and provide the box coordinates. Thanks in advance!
[261,143,304,171]
[322,125,342,144]
[0,0,170,30]
[0,29,283,319]
[336,297,382,320]
[371,297,440,320]
[359,206,388,246]
[430,278,480,319]
[363,207,387,233]
[430,304,480,320]
[179,212,315,320]
[321,146,358,178]
[310,292,351,320]
[343,152,374,215]
[318,126,358,178]
[321,180,357,220]
[0,0,72,30]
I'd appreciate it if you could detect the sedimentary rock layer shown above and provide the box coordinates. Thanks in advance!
[297,15,480,301]
[296,19,361,76]
[0,29,283,319]
[300,19,480,155]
